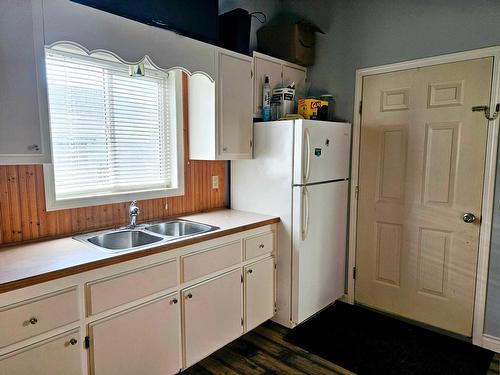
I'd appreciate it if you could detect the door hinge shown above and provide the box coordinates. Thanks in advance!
[251,69,253,79]
[241,274,243,283]
[250,139,253,148]
[355,185,359,200]
[359,101,363,115]
[274,302,277,313]
[352,267,357,280]
[241,317,244,326]
[84,336,90,349]
[274,263,277,269]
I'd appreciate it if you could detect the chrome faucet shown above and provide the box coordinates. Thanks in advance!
[127,200,140,228]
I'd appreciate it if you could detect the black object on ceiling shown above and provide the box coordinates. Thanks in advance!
[71,0,219,44]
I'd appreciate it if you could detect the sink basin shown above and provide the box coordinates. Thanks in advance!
[87,230,163,251]
[146,220,218,237]
[75,219,218,253]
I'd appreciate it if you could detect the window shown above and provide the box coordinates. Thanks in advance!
[43,43,183,210]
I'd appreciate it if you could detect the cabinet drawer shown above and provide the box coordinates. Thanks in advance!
[181,241,241,283]
[244,232,274,260]
[0,288,79,348]
[87,260,177,315]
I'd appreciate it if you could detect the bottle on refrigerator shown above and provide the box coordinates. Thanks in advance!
[262,76,271,121]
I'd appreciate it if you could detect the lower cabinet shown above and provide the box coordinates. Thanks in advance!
[0,330,82,375]
[88,293,181,375]
[183,269,243,367]
[245,257,275,332]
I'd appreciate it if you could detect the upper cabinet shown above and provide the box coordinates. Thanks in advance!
[252,52,307,118]
[0,0,50,164]
[189,50,253,160]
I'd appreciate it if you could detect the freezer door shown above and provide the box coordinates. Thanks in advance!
[292,180,348,324]
[293,120,351,185]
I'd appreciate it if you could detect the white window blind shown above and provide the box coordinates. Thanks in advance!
[45,48,174,202]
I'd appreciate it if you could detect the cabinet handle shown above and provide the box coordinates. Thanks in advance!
[247,269,253,274]
[29,317,38,325]
[170,298,178,305]
[69,338,78,346]
[259,243,265,249]
[186,293,193,299]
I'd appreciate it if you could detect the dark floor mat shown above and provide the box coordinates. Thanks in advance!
[284,301,493,375]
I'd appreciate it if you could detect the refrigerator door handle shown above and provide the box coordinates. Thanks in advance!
[303,129,311,183]
[301,186,310,241]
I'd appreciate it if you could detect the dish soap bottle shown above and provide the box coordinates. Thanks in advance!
[262,76,271,121]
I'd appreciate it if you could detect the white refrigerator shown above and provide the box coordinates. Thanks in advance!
[231,119,350,327]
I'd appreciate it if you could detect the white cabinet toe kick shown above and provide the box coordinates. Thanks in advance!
[0,225,277,375]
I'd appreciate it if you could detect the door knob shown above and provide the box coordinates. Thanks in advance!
[463,213,477,223]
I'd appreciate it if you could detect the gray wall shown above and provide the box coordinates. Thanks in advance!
[278,0,500,337]
[283,0,500,121]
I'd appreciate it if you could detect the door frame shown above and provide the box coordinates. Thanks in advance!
[347,46,500,347]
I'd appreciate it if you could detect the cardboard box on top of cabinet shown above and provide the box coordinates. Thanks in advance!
[256,21,324,67]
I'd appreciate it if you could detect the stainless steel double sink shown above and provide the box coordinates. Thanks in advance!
[74,220,219,253]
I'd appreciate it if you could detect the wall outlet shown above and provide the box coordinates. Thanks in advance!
[212,175,219,189]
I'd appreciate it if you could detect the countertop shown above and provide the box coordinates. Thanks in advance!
[0,209,279,294]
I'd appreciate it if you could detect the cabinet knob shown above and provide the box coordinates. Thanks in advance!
[259,244,265,249]
[186,293,193,299]
[29,317,38,325]
[69,338,78,346]
[170,298,178,305]
[222,147,228,152]
[247,269,253,274]
[28,144,40,152]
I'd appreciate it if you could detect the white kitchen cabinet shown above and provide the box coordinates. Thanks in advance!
[282,65,307,93]
[189,50,253,160]
[0,330,82,375]
[183,269,243,367]
[88,294,181,375]
[244,257,275,332]
[0,0,50,164]
[252,52,307,118]
[253,56,282,119]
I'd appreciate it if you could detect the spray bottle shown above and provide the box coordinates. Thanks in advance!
[262,76,271,121]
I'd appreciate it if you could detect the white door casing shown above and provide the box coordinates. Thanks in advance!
[355,57,493,336]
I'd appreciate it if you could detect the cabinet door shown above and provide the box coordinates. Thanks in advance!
[282,64,307,97]
[218,52,253,159]
[89,294,181,375]
[245,257,275,332]
[0,330,82,375]
[183,270,243,367]
[253,57,282,117]
[0,0,49,164]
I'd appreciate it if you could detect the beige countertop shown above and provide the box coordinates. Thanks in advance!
[0,209,279,294]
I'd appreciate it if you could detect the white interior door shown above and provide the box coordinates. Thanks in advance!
[293,121,351,185]
[292,181,348,324]
[355,57,493,336]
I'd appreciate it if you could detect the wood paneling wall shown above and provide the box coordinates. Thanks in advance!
[0,73,225,247]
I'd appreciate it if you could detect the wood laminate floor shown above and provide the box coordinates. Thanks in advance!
[183,320,500,375]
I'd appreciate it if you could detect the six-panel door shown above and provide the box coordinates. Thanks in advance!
[183,269,243,367]
[245,257,275,332]
[89,294,181,375]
